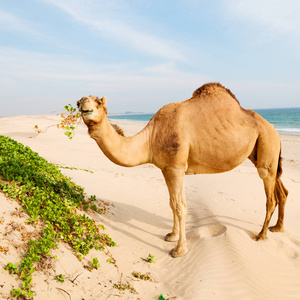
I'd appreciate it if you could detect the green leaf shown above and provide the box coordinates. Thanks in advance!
[147,253,156,263]
[28,290,34,297]
[55,274,65,283]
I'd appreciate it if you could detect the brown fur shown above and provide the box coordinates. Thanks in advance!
[275,177,288,202]
[274,149,288,203]
[77,83,288,258]
[103,106,108,115]
[161,132,180,156]
[110,123,125,136]
[272,177,288,232]
[192,82,240,104]
[277,149,283,178]
[87,121,124,137]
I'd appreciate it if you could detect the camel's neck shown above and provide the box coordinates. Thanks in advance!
[88,116,151,167]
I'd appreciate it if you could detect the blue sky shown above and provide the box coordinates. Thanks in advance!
[1,0,300,116]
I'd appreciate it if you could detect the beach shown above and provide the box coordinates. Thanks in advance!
[1,114,300,300]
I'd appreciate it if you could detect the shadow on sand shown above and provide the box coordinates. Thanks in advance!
[89,195,264,254]
[92,198,173,253]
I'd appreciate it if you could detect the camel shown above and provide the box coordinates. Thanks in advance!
[77,82,288,258]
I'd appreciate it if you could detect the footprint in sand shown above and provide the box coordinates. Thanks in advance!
[187,224,227,240]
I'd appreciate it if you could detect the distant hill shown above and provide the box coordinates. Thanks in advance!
[124,111,145,114]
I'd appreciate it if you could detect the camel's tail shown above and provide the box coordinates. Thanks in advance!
[277,148,283,178]
[275,149,288,203]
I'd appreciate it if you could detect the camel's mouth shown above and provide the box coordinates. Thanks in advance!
[81,109,94,116]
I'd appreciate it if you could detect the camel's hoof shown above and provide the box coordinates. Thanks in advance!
[253,233,267,241]
[269,225,284,233]
[169,246,188,258]
[165,233,179,242]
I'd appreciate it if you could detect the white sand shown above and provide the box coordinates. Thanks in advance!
[1,115,300,300]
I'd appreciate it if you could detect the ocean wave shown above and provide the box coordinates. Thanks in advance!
[276,128,300,135]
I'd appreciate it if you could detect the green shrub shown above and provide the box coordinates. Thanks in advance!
[0,135,115,298]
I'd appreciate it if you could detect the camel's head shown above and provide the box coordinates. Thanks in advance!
[77,95,107,124]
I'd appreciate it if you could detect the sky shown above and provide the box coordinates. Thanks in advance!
[0,0,300,116]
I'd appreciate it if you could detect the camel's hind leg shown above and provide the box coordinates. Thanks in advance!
[254,177,277,240]
[255,175,288,240]
[253,132,288,240]
[269,177,288,232]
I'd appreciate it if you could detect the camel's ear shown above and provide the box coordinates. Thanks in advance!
[101,96,106,106]
[96,96,106,106]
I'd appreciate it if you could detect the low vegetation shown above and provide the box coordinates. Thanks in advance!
[147,253,156,263]
[0,135,115,298]
[113,281,138,295]
[54,274,65,283]
[132,271,153,281]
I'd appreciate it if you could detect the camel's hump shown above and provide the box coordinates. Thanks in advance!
[192,82,240,105]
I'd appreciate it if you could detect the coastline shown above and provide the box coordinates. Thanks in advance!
[1,115,300,299]
[108,107,300,136]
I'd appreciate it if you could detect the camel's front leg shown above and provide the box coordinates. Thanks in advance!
[165,201,179,242]
[162,168,188,258]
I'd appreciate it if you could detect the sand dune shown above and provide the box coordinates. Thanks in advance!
[1,115,300,299]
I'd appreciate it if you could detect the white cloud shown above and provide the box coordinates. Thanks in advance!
[0,10,43,38]
[43,0,186,61]
[0,46,209,115]
[226,0,300,40]
[0,46,207,89]
[1,45,298,114]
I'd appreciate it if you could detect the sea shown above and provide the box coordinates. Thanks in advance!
[109,107,300,136]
